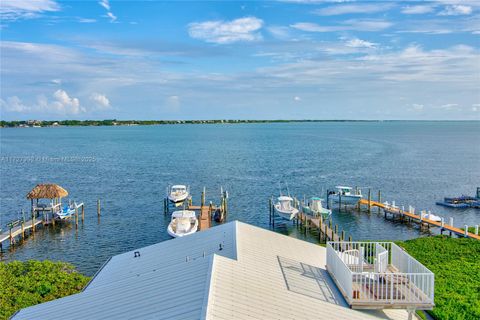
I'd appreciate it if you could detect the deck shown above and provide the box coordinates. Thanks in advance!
[359,199,480,240]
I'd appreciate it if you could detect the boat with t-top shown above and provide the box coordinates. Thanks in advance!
[274,196,299,221]
[328,186,362,205]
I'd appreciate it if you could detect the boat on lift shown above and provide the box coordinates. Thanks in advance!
[54,201,76,220]
[303,197,331,220]
[167,210,198,238]
[274,196,299,221]
[328,186,362,205]
[167,185,190,204]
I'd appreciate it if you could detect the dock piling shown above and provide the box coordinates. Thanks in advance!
[377,190,381,214]
[97,199,101,217]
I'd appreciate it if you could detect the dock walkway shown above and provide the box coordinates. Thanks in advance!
[0,218,43,246]
[359,199,480,240]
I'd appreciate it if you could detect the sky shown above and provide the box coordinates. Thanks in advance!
[0,0,479,120]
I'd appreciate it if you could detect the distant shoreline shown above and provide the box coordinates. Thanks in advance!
[0,119,477,128]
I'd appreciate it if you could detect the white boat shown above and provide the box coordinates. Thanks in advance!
[167,210,198,238]
[423,211,442,222]
[54,202,76,220]
[328,186,362,205]
[167,185,189,204]
[274,196,299,221]
[303,197,331,220]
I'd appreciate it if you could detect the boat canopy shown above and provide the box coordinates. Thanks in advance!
[171,185,187,191]
[172,210,196,218]
[311,197,324,201]
[277,196,293,202]
[335,186,352,190]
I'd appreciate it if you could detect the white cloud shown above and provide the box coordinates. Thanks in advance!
[437,103,460,110]
[439,5,472,16]
[188,17,263,44]
[49,90,84,114]
[401,5,435,14]
[411,103,424,111]
[345,38,377,48]
[51,79,62,85]
[78,18,96,23]
[105,12,117,22]
[98,0,117,23]
[267,26,293,40]
[313,3,394,16]
[98,0,110,11]
[90,93,111,109]
[1,90,85,115]
[294,96,301,101]
[0,96,29,112]
[291,19,392,32]
[0,0,59,21]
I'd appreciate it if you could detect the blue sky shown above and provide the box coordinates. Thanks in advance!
[0,0,479,120]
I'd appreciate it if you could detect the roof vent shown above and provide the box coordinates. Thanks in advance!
[219,243,223,251]
[134,251,140,258]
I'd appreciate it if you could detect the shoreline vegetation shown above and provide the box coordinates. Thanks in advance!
[2,236,478,320]
[0,260,90,320]
[0,119,475,128]
[1,119,378,128]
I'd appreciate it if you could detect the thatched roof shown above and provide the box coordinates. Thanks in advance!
[26,184,68,199]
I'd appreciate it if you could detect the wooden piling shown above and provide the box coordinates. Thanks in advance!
[341,230,345,241]
[377,190,381,214]
[97,199,101,216]
[367,188,371,213]
[75,207,79,229]
[269,198,272,225]
[81,205,85,224]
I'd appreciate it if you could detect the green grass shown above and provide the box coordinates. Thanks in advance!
[0,260,90,320]
[397,236,480,320]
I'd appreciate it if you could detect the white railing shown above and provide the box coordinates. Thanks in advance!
[327,241,434,308]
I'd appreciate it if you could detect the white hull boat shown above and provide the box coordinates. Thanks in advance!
[274,196,299,221]
[54,203,76,220]
[303,197,331,220]
[328,186,362,205]
[167,210,198,238]
[423,211,442,222]
[167,185,189,203]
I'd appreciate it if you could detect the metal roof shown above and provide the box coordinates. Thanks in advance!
[13,221,408,320]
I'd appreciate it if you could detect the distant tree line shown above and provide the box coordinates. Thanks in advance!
[0,119,379,128]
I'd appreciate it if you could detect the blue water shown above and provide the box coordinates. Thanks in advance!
[1,122,479,275]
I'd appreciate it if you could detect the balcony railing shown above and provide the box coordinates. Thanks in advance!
[326,241,434,310]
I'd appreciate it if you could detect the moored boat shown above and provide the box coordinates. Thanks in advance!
[167,185,189,204]
[167,210,198,238]
[328,186,362,205]
[54,202,76,220]
[274,196,299,221]
[303,197,331,220]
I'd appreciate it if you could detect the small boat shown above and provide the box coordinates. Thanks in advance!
[328,186,362,205]
[167,210,198,238]
[274,196,299,221]
[303,197,331,220]
[422,211,442,222]
[54,202,76,220]
[167,185,189,204]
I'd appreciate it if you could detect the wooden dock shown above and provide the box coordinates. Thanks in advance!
[0,217,43,247]
[269,197,347,243]
[164,187,228,232]
[359,199,480,240]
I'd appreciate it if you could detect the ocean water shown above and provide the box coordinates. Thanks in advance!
[0,121,479,275]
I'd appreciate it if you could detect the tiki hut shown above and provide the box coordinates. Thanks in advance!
[27,184,68,199]
[27,184,68,213]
